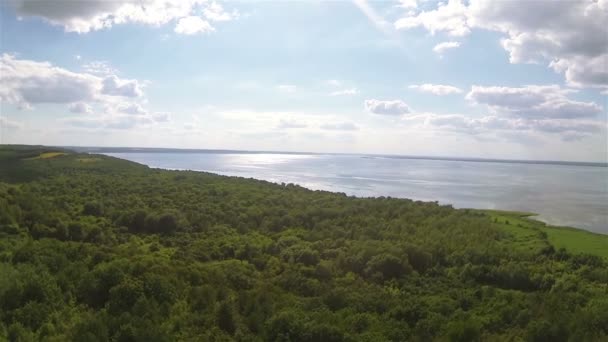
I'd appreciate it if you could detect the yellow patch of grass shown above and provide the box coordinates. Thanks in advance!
[77,157,101,163]
[27,152,66,160]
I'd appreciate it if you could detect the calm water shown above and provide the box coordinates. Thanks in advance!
[105,152,608,234]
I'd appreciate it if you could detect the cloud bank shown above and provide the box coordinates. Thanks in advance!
[8,0,237,35]
[365,99,411,115]
[0,54,169,130]
[395,0,608,89]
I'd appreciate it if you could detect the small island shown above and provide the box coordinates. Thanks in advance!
[1,145,607,341]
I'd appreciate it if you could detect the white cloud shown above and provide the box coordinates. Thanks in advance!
[394,0,608,89]
[549,55,608,89]
[174,16,214,35]
[397,0,417,9]
[203,2,238,22]
[418,113,605,140]
[63,111,170,130]
[0,54,97,108]
[329,88,359,96]
[320,122,359,131]
[8,0,237,35]
[117,103,147,115]
[82,61,117,76]
[69,102,93,114]
[365,99,411,115]
[528,119,603,135]
[1,54,169,132]
[423,114,475,132]
[101,75,143,98]
[152,112,171,122]
[394,0,470,36]
[433,41,460,54]
[277,84,297,93]
[409,83,462,95]
[469,0,608,89]
[105,115,154,130]
[0,54,147,109]
[466,85,603,119]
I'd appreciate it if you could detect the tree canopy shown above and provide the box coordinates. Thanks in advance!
[0,146,606,341]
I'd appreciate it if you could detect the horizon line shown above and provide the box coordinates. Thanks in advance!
[55,144,608,168]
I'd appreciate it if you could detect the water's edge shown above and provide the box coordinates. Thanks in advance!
[100,151,608,235]
[112,158,604,236]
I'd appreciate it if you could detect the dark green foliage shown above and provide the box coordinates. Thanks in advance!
[217,301,237,335]
[0,146,606,341]
[83,201,104,217]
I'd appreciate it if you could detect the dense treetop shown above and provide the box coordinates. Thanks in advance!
[0,146,607,341]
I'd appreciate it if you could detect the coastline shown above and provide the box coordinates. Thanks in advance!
[2,145,607,258]
[111,159,608,237]
[132,158,608,259]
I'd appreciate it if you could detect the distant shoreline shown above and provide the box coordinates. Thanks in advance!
[65,145,608,168]
[99,153,608,236]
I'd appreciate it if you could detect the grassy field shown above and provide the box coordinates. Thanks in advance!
[76,157,102,163]
[28,152,67,159]
[484,209,608,259]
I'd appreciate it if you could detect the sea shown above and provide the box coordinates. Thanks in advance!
[90,149,607,234]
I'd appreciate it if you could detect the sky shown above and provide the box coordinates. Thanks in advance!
[0,0,607,162]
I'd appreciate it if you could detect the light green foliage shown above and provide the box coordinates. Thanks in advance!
[0,145,607,341]
[485,209,608,259]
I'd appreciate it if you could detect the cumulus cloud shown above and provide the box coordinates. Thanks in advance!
[319,122,359,131]
[466,85,603,119]
[0,54,97,108]
[203,2,239,22]
[365,99,411,115]
[1,54,169,131]
[549,55,608,89]
[409,84,463,95]
[69,102,93,114]
[433,41,460,54]
[394,0,470,36]
[117,103,147,115]
[174,16,214,35]
[394,0,608,89]
[326,79,342,87]
[63,111,170,130]
[101,75,143,98]
[8,0,237,34]
[82,61,116,76]
[397,0,417,9]
[0,54,145,109]
[468,0,608,89]
[419,113,605,140]
[152,112,171,122]
[528,119,603,135]
[329,88,359,96]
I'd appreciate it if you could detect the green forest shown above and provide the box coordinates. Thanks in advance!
[0,145,607,342]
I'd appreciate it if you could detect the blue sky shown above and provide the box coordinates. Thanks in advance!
[0,0,606,161]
